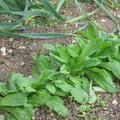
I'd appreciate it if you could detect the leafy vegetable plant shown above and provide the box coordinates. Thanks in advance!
[0,23,120,119]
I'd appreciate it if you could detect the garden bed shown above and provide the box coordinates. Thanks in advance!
[0,1,120,120]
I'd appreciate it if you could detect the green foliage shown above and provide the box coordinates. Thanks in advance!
[0,0,67,39]
[83,0,119,10]
[67,0,118,26]
[0,93,27,107]
[31,23,119,116]
[3,0,25,11]
[47,96,68,117]
[0,24,120,119]
[79,104,91,112]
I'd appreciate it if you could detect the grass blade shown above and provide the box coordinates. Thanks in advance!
[94,0,118,25]
[40,0,64,20]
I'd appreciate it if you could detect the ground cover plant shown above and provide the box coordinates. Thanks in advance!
[0,24,120,120]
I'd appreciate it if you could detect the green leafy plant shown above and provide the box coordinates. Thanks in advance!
[31,23,120,115]
[0,73,35,120]
[0,23,120,119]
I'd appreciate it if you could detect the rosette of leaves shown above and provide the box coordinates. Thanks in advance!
[31,23,120,116]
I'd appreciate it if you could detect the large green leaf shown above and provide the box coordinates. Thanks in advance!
[1,104,33,120]
[7,73,23,92]
[60,65,70,74]
[79,38,103,59]
[16,77,36,93]
[55,44,70,63]
[4,113,16,120]
[67,44,80,57]
[0,82,8,95]
[0,93,27,107]
[87,23,97,40]
[46,84,56,94]
[33,70,55,88]
[7,73,35,93]
[47,96,68,117]
[95,41,113,58]
[34,55,52,71]
[75,36,87,49]
[29,90,51,106]
[101,60,120,79]
[43,44,56,52]
[73,57,101,72]
[86,68,117,93]
[71,85,88,103]
[50,53,67,63]
[55,80,73,92]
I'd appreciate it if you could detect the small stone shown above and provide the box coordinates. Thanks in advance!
[33,42,36,45]
[20,62,25,66]
[8,49,12,54]
[64,24,67,27]
[50,113,54,116]
[113,12,116,16]
[100,19,106,23]
[0,47,7,56]
[9,38,13,42]
[72,39,76,43]
[18,45,25,49]
[8,20,11,23]
[112,99,118,106]
[103,107,108,111]
[28,75,32,78]
[75,24,78,27]
[32,117,35,120]
[2,69,5,72]
[117,15,120,18]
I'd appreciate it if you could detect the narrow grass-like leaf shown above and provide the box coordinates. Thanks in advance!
[40,0,64,20]
[56,0,65,13]
[19,33,71,39]
[94,0,118,25]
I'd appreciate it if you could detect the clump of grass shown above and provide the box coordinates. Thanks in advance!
[0,0,67,39]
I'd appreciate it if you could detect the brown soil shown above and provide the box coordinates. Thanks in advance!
[0,1,120,120]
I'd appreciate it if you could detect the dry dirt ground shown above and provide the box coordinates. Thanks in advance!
[0,2,120,120]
